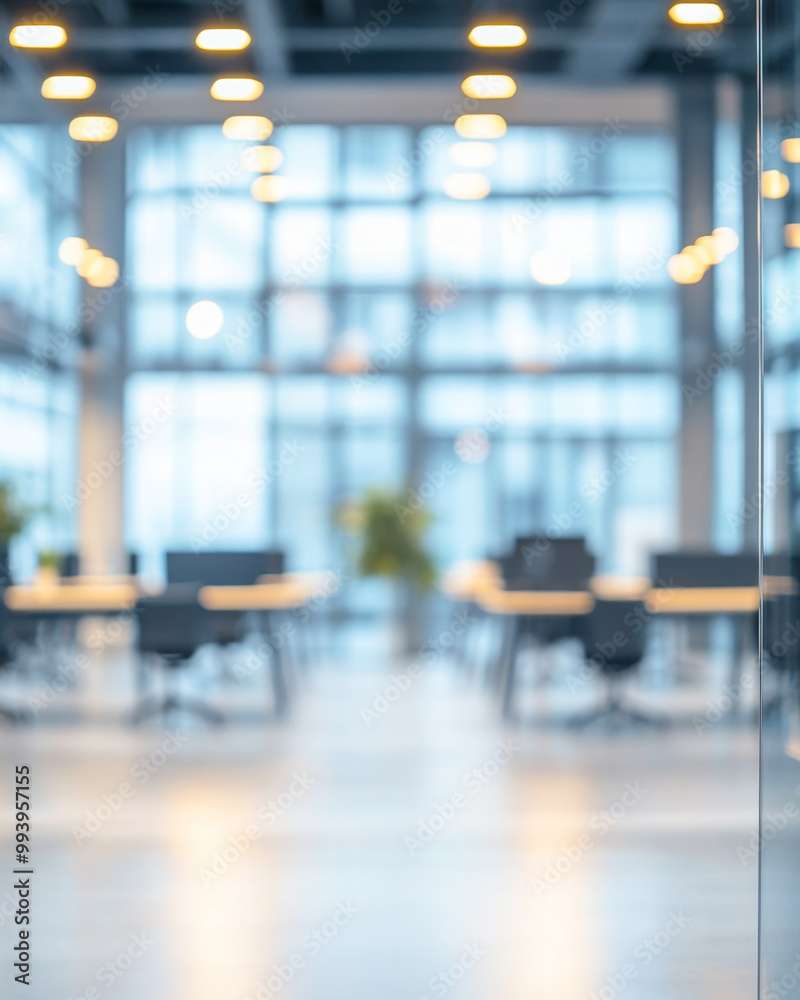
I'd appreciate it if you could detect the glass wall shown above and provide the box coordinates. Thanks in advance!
[0,126,80,573]
[125,123,680,602]
[761,0,800,986]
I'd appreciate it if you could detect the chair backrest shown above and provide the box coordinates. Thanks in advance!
[650,550,757,588]
[136,589,210,659]
[584,599,648,671]
[501,536,594,591]
[62,551,139,577]
[165,549,285,586]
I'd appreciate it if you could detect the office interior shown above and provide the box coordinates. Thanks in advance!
[0,0,793,996]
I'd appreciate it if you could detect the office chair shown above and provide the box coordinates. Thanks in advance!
[62,551,139,577]
[133,589,221,724]
[0,593,28,724]
[567,599,665,728]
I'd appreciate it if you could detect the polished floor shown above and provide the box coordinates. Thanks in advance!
[0,626,759,1000]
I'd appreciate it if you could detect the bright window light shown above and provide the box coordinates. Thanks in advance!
[9,23,67,48]
[222,115,273,140]
[210,77,264,102]
[668,2,725,25]
[467,23,527,47]
[449,142,497,168]
[68,116,118,142]
[41,75,96,101]
[454,114,507,140]
[195,27,251,51]
[186,300,224,339]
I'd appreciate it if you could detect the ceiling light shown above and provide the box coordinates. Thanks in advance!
[68,116,118,142]
[443,172,491,200]
[86,256,119,288]
[781,138,800,163]
[9,23,67,48]
[210,77,264,102]
[711,226,739,255]
[251,175,288,202]
[454,113,507,140]
[667,2,725,25]
[467,22,527,48]
[449,142,497,168]
[195,27,251,51]
[695,234,725,264]
[762,169,791,199]
[42,75,96,101]
[785,224,800,249]
[222,115,273,140]
[530,251,571,286]
[186,300,224,340]
[58,236,88,266]
[684,244,712,267]
[460,73,517,100]
[77,248,103,278]
[241,145,284,173]
[667,252,705,284]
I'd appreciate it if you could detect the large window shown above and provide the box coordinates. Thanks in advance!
[125,123,679,600]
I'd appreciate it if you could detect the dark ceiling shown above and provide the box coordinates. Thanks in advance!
[0,0,765,84]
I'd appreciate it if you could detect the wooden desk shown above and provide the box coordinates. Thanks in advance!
[4,582,139,614]
[199,581,310,612]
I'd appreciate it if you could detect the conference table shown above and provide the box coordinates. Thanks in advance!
[1,572,333,721]
[444,561,784,720]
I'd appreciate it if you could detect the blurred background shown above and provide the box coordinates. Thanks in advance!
[0,0,782,997]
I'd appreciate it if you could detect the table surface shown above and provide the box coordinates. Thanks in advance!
[442,561,787,617]
[2,572,334,614]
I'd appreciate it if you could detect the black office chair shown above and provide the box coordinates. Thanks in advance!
[62,551,139,577]
[567,599,665,728]
[0,593,28,724]
[762,593,800,720]
[133,589,221,724]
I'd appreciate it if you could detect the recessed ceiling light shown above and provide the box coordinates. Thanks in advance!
[443,172,491,200]
[86,256,120,288]
[667,252,705,284]
[762,169,791,199]
[241,145,284,173]
[9,23,67,48]
[454,113,507,140]
[210,77,264,102]
[41,75,96,101]
[781,138,800,163]
[186,300,224,339]
[530,251,571,286]
[222,115,274,140]
[251,175,288,202]
[667,2,725,26]
[712,227,739,255]
[58,237,88,266]
[449,142,497,168]
[195,27,251,51]
[467,22,527,48]
[460,74,517,100]
[68,116,118,142]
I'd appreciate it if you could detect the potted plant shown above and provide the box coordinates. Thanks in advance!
[0,481,29,586]
[340,488,436,656]
[36,549,62,586]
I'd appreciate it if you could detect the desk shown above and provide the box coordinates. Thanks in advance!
[4,582,139,614]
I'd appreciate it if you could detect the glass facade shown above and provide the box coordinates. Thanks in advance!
[0,126,80,573]
[125,123,680,600]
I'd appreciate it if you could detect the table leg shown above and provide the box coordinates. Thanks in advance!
[500,615,521,721]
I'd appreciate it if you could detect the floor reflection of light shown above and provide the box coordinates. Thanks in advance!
[163,785,276,1000]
